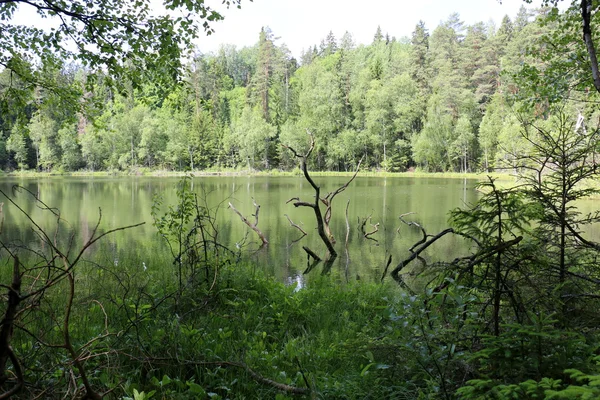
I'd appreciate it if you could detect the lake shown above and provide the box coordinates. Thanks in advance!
[0,175,510,283]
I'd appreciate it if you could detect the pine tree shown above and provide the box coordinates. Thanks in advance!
[514,5,532,32]
[373,25,384,43]
[254,27,276,122]
[409,21,430,133]
[320,31,338,56]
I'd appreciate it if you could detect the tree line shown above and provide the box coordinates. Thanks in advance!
[0,6,594,173]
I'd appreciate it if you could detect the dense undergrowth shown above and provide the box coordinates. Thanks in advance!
[8,254,600,399]
[3,110,600,399]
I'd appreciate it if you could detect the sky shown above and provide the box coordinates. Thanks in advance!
[200,0,537,58]
[11,0,550,60]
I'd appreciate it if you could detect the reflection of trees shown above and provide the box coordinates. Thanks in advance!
[0,176,485,279]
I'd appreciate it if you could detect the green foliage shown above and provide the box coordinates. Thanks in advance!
[229,106,277,170]
[28,110,59,171]
[0,0,244,105]
[6,122,29,169]
[381,278,480,398]
[469,313,590,380]
[151,176,223,298]
[458,377,563,399]
[2,6,595,174]
[57,123,83,170]
[457,358,600,400]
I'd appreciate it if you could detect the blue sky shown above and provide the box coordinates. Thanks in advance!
[200,0,539,57]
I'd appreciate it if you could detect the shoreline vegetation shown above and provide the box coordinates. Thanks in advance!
[0,168,516,180]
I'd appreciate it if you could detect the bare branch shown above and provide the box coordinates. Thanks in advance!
[228,201,269,246]
[302,246,321,262]
[284,214,307,236]
[321,156,363,243]
[0,257,23,398]
[391,228,455,284]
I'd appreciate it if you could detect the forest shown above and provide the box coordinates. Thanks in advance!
[2,0,600,399]
[1,4,595,174]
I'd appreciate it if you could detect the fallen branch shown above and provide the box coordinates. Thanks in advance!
[229,200,269,246]
[302,246,322,262]
[390,228,455,284]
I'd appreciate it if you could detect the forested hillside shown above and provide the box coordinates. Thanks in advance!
[1,6,589,173]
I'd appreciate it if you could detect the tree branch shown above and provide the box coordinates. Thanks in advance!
[581,0,600,93]
[228,201,269,246]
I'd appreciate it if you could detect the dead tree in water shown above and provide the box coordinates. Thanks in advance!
[229,198,269,247]
[283,131,336,261]
[283,131,363,266]
[320,157,362,244]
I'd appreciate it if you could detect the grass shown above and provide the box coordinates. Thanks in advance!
[116,263,417,399]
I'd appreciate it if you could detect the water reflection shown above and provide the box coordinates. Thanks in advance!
[286,274,305,291]
[3,175,594,282]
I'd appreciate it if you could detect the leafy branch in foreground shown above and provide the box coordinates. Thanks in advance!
[0,0,247,101]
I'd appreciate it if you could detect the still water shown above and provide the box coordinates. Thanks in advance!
[0,175,486,281]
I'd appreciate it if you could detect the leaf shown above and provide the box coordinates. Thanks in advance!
[187,381,206,395]
[360,363,374,376]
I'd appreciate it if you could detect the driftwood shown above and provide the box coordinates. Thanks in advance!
[382,212,457,285]
[387,213,524,291]
[229,199,269,246]
[283,131,362,272]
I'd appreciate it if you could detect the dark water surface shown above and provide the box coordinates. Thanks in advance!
[0,175,504,282]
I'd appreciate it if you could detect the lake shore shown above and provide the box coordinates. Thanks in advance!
[1,168,517,181]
